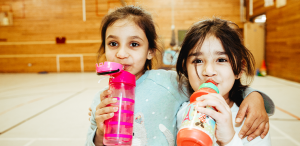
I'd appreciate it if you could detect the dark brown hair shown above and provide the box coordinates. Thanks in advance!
[97,5,160,70]
[176,18,255,106]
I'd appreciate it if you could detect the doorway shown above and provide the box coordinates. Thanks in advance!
[244,14,266,70]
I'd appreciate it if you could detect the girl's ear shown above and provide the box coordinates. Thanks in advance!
[236,60,246,79]
[236,71,243,79]
[147,49,154,60]
[235,60,246,79]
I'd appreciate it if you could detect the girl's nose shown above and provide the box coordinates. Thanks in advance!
[202,63,217,77]
[116,47,129,59]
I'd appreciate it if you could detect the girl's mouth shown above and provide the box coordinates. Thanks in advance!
[123,65,130,70]
[206,79,218,86]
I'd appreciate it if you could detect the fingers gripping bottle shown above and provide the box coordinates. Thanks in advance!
[177,81,219,146]
[96,62,136,146]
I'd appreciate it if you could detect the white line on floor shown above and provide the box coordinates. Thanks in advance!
[23,140,35,146]
[270,123,300,146]
[271,137,287,139]
[0,138,85,141]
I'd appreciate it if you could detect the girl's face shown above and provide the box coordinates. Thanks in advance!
[186,35,239,100]
[105,19,153,80]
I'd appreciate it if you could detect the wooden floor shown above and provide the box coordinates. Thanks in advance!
[0,73,299,146]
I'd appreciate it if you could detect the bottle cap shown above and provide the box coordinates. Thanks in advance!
[198,83,219,94]
[190,82,219,103]
[96,62,123,75]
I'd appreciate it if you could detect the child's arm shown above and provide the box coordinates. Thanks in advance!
[86,90,103,146]
[86,88,117,146]
[237,88,275,141]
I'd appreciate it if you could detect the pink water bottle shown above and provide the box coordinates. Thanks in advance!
[96,62,136,146]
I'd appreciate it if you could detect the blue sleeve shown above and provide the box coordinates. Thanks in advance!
[243,87,275,116]
[168,70,190,103]
[85,87,108,146]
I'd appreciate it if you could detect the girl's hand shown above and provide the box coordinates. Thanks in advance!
[196,93,235,146]
[94,89,118,136]
[236,92,269,141]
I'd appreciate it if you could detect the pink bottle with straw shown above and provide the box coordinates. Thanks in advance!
[96,62,136,146]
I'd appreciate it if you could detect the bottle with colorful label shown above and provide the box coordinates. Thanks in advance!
[177,81,219,146]
[96,62,136,145]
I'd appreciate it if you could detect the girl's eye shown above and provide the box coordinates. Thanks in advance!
[192,59,203,64]
[109,42,118,46]
[130,42,139,47]
[218,58,227,62]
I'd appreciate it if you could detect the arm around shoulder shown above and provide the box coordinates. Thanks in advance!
[243,87,275,116]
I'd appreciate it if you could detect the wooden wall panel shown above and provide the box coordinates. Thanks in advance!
[59,57,81,72]
[0,0,243,72]
[0,57,57,72]
[142,0,243,45]
[266,0,300,82]
[247,0,300,82]
[0,43,99,54]
[84,56,98,72]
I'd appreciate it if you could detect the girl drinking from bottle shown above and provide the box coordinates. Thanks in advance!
[176,18,272,145]
[86,6,273,146]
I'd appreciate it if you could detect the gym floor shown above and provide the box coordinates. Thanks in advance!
[0,73,299,146]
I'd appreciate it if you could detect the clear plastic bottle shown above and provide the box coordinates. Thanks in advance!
[177,81,219,146]
[96,62,136,145]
